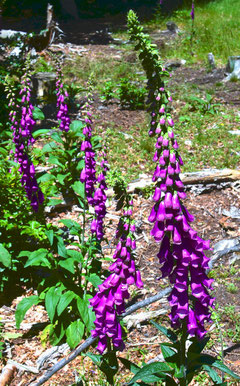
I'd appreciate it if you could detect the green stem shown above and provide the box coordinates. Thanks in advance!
[179,321,187,386]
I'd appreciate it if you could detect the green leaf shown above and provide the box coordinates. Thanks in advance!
[45,286,62,322]
[160,343,176,360]
[70,120,85,133]
[129,362,172,384]
[0,147,8,157]
[15,295,39,328]
[150,320,178,342]
[32,106,45,120]
[85,352,102,366]
[66,319,84,349]
[202,365,223,384]
[211,359,240,380]
[60,219,82,232]
[0,244,11,267]
[47,198,63,206]
[57,239,67,258]
[24,249,51,268]
[59,258,76,274]
[77,295,95,331]
[51,132,64,143]
[57,173,69,185]
[57,291,76,316]
[188,336,209,355]
[87,273,102,288]
[72,181,85,198]
[67,249,83,262]
[38,173,55,183]
[118,357,140,375]
[42,142,58,153]
[191,354,240,381]
[48,155,65,168]
[45,229,54,245]
[32,129,49,138]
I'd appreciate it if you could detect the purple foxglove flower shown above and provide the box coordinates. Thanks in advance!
[167,118,174,127]
[190,2,195,20]
[90,200,142,352]
[164,192,172,208]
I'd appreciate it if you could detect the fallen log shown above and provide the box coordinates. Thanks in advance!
[128,168,240,194]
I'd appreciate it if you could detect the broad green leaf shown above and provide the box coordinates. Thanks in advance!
[66,319,84,349]
[67,249,83,262]
[69,120,85,132]
[42,142,58,153]
[72,181,85,199]
[118,357,140,375]
[188,336,209,355]
[38,173,55,183]
[45,229,54,245]
[202,365,223,384]
[129,361,171,384]
[57,173,69,185]
[211,359,240,380]
[60,219,82,231]
[59,258,76,274]
[32,106,45,120]
[160,343,176,360]
[51,132,64,143]
[0,147,8,157]
[0,244,11,267]
[15,295,39,328]
[18,250,32,258]
[48,155,65,168]
[77,295,95,331]
[47,198,63,206]
[150,320,178,343]
[87,273,102,288]
[85,352,102,366]
[24,249,51,268]
[57,239,67,258]
[57,291,76,316]
[32,129,49,138]
[45,286,62,322]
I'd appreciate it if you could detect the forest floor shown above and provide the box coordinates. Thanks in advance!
[1,15,240,386]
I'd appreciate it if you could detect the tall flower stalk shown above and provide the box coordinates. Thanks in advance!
[56,62,71,132]
[7,60,44,212]
[91,147,108,240]
[90,198,143,353]
[190,1,195,55]
[128,10,214,340]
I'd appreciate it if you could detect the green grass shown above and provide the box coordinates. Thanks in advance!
[150,0,240,63]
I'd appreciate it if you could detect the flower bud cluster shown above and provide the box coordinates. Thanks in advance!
[56,66,70,132]
[148,86,214,338]
[9,71,44,212]
[91,148,108,240]
[89,201,143,353]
